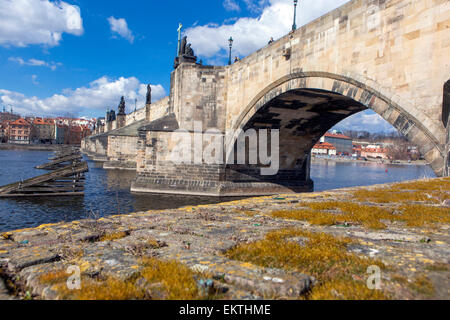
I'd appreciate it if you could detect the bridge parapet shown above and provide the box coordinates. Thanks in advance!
[99,0,449,196]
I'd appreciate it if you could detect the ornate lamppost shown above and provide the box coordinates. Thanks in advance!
[228,36,234,65]
[292,0,298,32]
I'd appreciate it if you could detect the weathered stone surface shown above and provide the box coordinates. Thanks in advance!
[0,178,449,300]
[0,278,12,300]
[165,253,314,298]
[5,247,60,272]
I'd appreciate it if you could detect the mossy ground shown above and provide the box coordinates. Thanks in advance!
[352,179,450,204]
[99,231,129,242]
[225,229,388,300]
[271,200,449,230]
[4,178,448,301]
[39,258,214,300]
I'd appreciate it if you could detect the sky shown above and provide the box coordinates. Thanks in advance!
[0,0,395,133]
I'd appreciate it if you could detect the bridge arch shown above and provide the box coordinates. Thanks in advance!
[226,72,445,177]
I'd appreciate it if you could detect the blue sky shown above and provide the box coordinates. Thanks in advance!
[0,0,395,133]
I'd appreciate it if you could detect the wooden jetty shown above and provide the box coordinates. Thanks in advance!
[48,147,81,160]
[0,158,89,198]
[36,154,83,170]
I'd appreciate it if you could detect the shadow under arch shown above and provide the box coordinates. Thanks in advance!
[225,72,445,177]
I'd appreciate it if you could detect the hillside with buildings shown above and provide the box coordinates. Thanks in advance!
[0,110,94,146]
[312,130,423,163]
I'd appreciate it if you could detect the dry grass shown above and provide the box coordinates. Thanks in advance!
[309,279,387,300]
[272,209,339,226]
[39,269,70,286]
[139,258,200,300]
[396,205,450,228]
[225,228,387,300]
[63,277,148,300]
[425,263,449,272]
[352,189,440,204]
[39,258,206,300]
[408,275,435,296]
[242,211,258,217]
[393,179,450,192]
[273,199,449,230]
[99,231,128,242]
[353,178,450,204]
[274,202,395,230]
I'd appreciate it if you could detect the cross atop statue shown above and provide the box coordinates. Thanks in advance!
[177,23,183,56]
[174,22,198,68]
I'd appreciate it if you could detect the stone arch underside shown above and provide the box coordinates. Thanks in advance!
[226,73,445,178]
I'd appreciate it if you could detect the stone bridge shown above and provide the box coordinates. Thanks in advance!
[83,0,450,196]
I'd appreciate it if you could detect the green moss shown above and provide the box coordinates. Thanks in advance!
[225,228,387,300]
[38,258,213,300]
[273,202,394,230]
[425,263,449,272]
[99,231,129,242]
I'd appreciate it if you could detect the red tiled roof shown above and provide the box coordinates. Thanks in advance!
[325,132,352,140]
[364,148,387,153]
[10,118,30,126]
[313,142,336,150]
[34,118,54,125]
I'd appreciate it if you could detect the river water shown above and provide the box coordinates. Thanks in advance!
[0,149,436,232]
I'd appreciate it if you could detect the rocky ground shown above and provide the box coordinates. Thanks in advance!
[0,178,448,300]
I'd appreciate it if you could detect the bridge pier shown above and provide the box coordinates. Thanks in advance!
[130,119,314,196]
[131,164,314,197]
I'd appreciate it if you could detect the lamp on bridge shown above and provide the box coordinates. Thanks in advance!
[228,36,234,66]
[292,0,298,32]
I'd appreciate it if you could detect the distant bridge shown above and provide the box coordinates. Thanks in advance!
[84,0,450,196]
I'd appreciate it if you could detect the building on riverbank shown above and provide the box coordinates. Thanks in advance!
[8,118,31,144]
[312,142,337,156]
[0,122,8,143]
[31,118,56,144]
[321,132,353,155]
[361,146,389,159]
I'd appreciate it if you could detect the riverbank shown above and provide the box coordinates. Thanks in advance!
[312,156,429,167]
[0,144,80,152]
[0,177,448,300]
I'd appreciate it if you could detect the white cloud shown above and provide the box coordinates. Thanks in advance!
[9,56,62,71]
[186,0,350,59]
[223,0,240,12]
[108,16,134,43]
[334,110,396,133]
[31,75,39,85]
[243,0,270,14]
[0,0,83,47]
[0,77,166,117]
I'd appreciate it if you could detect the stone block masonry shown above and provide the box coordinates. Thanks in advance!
[84,0,449,196]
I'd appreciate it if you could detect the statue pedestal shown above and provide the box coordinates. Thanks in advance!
[174,55,197,69]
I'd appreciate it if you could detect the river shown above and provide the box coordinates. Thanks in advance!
[0,149,436,232]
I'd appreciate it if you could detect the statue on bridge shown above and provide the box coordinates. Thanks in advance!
[118,96,126,115]
[107,110,116,122]
[174,35,197,69]
[146,84,152,105]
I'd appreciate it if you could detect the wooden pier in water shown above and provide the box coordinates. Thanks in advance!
[0,147,89,198]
